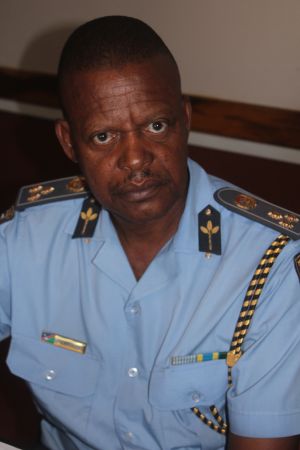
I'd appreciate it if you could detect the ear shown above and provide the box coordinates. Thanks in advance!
[55,119,77,163]
[182,95,192,131]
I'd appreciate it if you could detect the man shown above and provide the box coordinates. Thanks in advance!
[1,16,300,450]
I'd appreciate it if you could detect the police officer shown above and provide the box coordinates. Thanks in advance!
[1,16,300,450]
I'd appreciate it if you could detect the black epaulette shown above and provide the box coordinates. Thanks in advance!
[214,187,300,240]
[15,176,89,211]
[0,176,89,225]
[0,176,103,239]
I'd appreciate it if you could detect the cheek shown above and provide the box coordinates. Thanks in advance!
[86,177,114,207]
[159,147,188,178]
[83,156,122,190]
[78,151,114,181]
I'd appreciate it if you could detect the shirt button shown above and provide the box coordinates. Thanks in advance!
[124,431,134,441]
[44,369,56,381]
[128,367,139,378]
[129,304,140,315]
[192,392,201,403]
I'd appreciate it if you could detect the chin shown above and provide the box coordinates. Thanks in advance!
[116,201,178,225]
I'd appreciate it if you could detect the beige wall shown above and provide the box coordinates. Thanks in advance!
[0,0,300,110]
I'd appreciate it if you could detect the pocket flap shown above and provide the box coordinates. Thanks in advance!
[7,335,100,397]
[149,360,228,410]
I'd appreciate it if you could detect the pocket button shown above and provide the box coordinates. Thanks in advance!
[191,392,201,403]
[44,369,56,381]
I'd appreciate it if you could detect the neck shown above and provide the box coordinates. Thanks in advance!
[111,200,186,280]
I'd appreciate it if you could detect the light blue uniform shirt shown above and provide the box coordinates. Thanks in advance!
[1,159,300,450]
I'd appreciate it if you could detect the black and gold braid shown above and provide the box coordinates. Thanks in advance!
[192,234,290,434]
[192,406,228,434]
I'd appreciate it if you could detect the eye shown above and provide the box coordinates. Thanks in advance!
[147,120,168,134]
[92,131,116,145]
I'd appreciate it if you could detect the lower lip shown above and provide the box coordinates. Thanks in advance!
[118,184,161,202]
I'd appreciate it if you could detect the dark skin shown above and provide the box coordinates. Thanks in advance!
[55,55,300,449]
[228,434,300,450]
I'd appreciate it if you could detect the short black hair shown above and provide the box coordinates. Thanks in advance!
[58,15,178,80]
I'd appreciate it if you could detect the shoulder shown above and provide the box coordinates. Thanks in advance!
[0,175,89,226]
[188,159,300,243]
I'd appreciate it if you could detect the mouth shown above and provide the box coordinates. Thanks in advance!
[113,178,166,203]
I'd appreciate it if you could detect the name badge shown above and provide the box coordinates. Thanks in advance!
[41,331,87,354]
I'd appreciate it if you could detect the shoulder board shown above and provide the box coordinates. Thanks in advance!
[15,176,89,211]
[0,205,15,224]
[214,187,300,240]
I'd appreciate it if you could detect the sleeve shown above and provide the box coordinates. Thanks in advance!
[227,241,300,437]
[0,226,12,340]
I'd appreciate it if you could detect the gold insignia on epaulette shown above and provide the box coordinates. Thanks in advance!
[28,185,43,194]
[235,194,257,211]
[279,221,294,230]
[268,211,299,230]
[284,214,299,223]
[26,185,55,202]
[268,211,282,220]
[27,193,41,202]
[41,186,55,195]
[0,205,15,223]
[66,176,86,193]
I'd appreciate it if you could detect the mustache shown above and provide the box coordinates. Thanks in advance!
[128,169,151,182]
[111,169,170,194]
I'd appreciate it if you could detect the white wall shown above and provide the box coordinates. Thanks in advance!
[0,0,300,110]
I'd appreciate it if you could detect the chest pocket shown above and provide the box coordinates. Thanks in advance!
[149,360,228,410]
[149,360,228,445]
[7,335,100,435]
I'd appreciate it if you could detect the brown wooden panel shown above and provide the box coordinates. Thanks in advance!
[190,96,300,150]
[1,66,300,149]
[0,66,58,108]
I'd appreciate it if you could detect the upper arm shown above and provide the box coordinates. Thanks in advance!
[227,432,300,450]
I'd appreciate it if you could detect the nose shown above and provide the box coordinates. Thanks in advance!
[117,131,153,172]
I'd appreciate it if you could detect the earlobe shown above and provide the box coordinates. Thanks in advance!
[55,119,77,163]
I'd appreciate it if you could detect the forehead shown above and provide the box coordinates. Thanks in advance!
[61,55,182,120]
